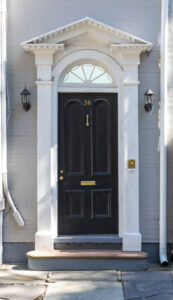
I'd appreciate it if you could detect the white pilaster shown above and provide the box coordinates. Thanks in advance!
[122,51,141,251]
[34,50,55,251]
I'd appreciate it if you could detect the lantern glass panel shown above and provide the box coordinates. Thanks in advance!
[148,95,152,104]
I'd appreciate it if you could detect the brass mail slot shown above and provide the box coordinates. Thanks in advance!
[80,180,96,186]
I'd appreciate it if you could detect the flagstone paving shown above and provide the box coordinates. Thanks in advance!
[44,279,123,300]
[0,266,124,300]
[0,285,46,300]
[1,264,173,299]
[122,271,173,300]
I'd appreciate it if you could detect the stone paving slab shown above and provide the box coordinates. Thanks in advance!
[123,271,172,281]
[0,267,123,300]
[0,284,45,300]
[0,264,28,270]
[0,269,48,285]
[44,281,123,300]
[48,270,117,282]
[122,271,173,300]
[142,294,173,300]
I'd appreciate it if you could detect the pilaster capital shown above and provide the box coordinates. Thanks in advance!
[121,51,140,66]
[22,44,64,66]
[110,44,152,66]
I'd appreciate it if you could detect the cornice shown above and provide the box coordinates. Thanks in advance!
[21,17,153,46]
[22,43,64,53]
[110,44,153,53]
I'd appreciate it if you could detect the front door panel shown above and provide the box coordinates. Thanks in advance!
[58,93,118,234]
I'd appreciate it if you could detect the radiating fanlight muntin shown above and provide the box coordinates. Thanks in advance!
[63,63,113,84]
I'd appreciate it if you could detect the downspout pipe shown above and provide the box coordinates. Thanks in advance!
[160,0,168,265]
[0,0,5,264]
[3,174,24,227]
[1,0,24,227]
[0,0,6,211]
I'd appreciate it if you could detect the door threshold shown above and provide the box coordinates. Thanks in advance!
[54,234,122,244]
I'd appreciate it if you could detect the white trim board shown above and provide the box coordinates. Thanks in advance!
[57,87,118,93]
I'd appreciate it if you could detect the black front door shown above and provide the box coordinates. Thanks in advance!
[58,93,118,234]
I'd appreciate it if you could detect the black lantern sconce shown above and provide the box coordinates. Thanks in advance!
[144,89,154,112]
[20,86,31,111]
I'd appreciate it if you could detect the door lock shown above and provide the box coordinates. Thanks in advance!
[59,176,64,181]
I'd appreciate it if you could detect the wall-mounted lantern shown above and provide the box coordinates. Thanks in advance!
[20,86,31,111]
[144,89,154,112]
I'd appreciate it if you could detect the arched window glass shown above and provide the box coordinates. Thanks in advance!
[63,64,113,84]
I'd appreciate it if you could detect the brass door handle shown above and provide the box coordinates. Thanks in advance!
[86,114,90,127]
[59,176,64,181]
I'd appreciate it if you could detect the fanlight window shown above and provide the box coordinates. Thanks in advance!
[63,64,113,84]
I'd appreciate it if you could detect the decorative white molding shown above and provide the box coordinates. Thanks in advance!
[57,87,118,93]
[110,44,152,53]
[36,80,53,86]
[21,17,153,49]
[123,81,140,86]
[22,43,64,53]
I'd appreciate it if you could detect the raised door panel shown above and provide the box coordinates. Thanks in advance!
[91,189,112,218]
[64,100,84,175]
[92,99,111,175]
[65,190,85,219]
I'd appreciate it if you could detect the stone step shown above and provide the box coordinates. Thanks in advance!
[54,234,122,250]
[54,242,122,250]
[27,249,148,271]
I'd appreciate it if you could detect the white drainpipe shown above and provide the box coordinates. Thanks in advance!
[1,0,24,229]
[0,0,7,264]
[160,0,168,265]
[0,0,6,264]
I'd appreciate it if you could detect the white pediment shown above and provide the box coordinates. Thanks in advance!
[21,17,152,53]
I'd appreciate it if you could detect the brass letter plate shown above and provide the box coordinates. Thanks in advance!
[80,180,96,186]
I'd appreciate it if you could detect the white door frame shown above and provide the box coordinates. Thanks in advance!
[56,88,118,239]
[52,50,123,239]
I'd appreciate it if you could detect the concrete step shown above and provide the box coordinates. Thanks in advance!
[27,249,148,271]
